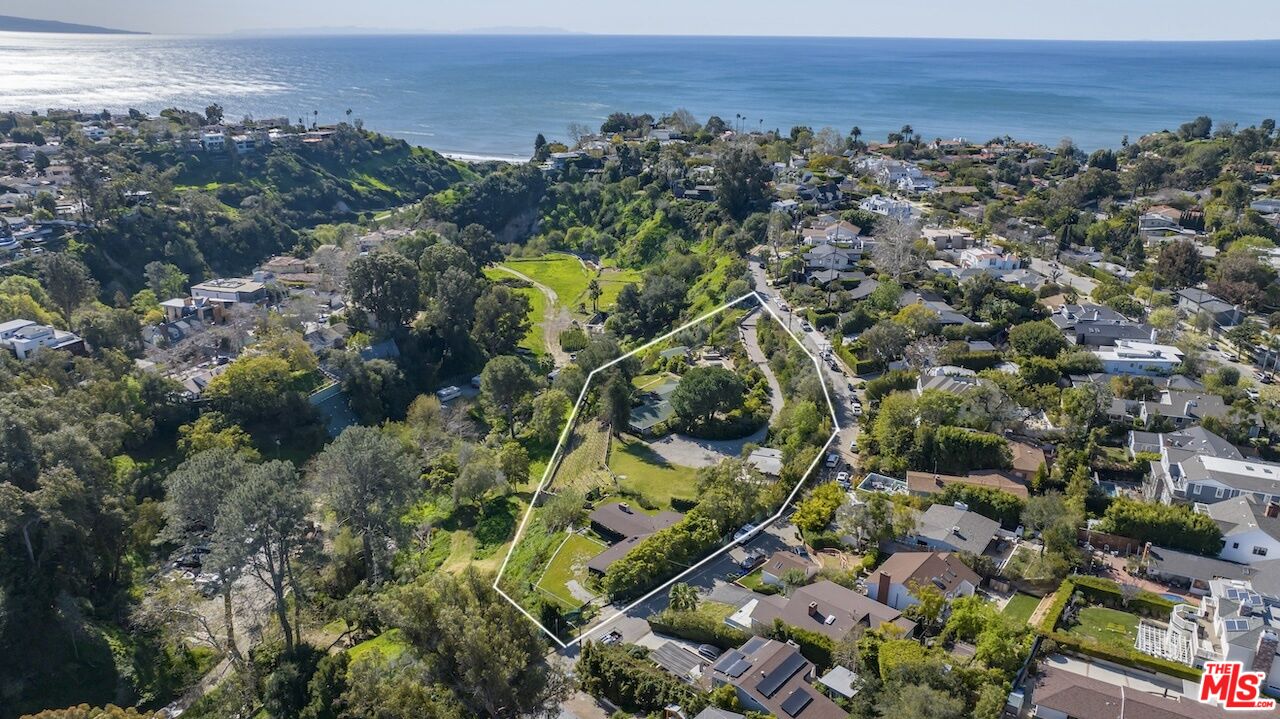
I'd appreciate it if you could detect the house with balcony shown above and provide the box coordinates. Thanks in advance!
[0,319,85,359]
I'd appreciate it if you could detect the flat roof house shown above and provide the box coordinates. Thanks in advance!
[190,277,267,304]
[0,319,85,359]
[1091,340,1183,376]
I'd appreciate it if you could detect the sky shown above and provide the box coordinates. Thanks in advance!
[4,0,1280,40]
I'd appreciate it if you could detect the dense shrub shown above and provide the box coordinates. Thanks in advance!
[932,427,1012,474]
[576,641,706,715]
[646,609,748,649]
[1097,498,1222,555]
[937,484,1025,529]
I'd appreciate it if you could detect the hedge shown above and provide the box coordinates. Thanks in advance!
[767,618,835,671]
[647,609,748,650]
[1036,576,1200,682]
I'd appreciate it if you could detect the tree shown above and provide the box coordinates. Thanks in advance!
[210,460,309,651]
[1118,582,1140,608]
[872,217,923,280]
[348,251,421,328]
[904,580,947,635]
[480,355,538,438]
[471,284,532,358]
[312,426,419,584]
[1155,239,1205,289]
[453,446,508,506]
[203,355,296,426]
[587,279,602,313]
[715,146,771,220]
[383,569,571,717]
[205,103,225,125]
[499,441,530,487]
[38,253,98,323]
[669,366,746,427]
[668,582,699,612]
[144,261,189,300]
[527,389,572,445]
[1008,320,1068,358]
[74,304,142,357]
[861,321,910,367]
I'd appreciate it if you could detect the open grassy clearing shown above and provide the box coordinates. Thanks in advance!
[1065,606,1141,651]
[484,268,548,356]
[1002,592,1041,625]
[609,436,699,510]
[501,255,592,308]
[595,266,643,310]
[632,371,680,391]
[535,532,607,608]
[348,629,408,664]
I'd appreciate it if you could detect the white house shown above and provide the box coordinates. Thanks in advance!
[863,551,979,610]
[0,319,84,359]
[1091,340,1184,376]
[1204,496,1280,564]
[859,194,914,221]
[958,247,1020,271]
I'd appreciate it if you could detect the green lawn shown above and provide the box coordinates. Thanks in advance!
[737,568,768,591]
[1002,593,1041,625]
[501,254,592,309]
[536,532,606,608]
[632,372,679,391]
[609,436,700,509]
[1065,606,1141,651]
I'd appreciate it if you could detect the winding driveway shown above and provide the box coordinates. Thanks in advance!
[492,264,572,367]
[643,309,784,468]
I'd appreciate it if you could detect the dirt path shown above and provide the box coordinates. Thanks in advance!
[742,308,785,426]
[493,264,572,367]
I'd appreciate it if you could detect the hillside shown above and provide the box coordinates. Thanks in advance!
[0,14,144,34]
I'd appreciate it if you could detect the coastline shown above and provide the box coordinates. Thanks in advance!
[441,150,527,164]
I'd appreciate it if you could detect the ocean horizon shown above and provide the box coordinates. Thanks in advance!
[3,31,1279,156]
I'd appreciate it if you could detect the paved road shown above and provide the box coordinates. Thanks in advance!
[1027,257,1098,296]
[748,252,861,468]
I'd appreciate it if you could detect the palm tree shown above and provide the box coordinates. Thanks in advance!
[901,124,913,137]
[312,109,318,128]
[850,126,862,144]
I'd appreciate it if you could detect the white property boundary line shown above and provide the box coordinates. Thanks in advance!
[494,291,842,649]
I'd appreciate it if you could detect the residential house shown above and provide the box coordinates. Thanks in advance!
[915,365,980,395]
[1151,578,1280,693]
[586,502,683,575]
[958,246,1020,272]
[747,447,784,477]
[749,580,915,641]
[905,470,1030,500]
[1007,440,1048,483]
[1091,340,1184,376]
[1142,545,1262,596]
[158,296,224,324]
[898,292,972,325]
[1204,497,1280,564]
[907,504,1000,556]
[1049,303,1155,347]
[864,551,979,610]
[1020,664,1222,719]
[759,550,819,587]
[1110,389,1254,436]
[859,194,914,221]
[0,319,84,359]
[1177,288,1243,327]
[708,637,846,719]
[803,242,858,272]
[190,277,267,304]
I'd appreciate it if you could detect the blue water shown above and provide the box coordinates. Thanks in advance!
[2,32,1278,156]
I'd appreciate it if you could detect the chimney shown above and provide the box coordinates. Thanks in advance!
[876,572,891,605]
[1267,503,1280,519]
[808,601,820,618]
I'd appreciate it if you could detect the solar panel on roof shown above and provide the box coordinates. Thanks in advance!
[759,652,808,698]
[725,659,751,678]
[781,689,814,717]
[712,650,744,673]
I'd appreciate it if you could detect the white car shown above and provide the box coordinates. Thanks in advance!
[850,401,863,416]
[835,471,850,486]
[1247,388,1261,401]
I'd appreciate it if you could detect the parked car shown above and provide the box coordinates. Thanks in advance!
[734,523,761,543]
[697,644,721,661]
[601,630,622,646]
[850,400,863,416]
[824,452,841,468]
[835,471,851,488]
[1247,388,1261,401]
[801,321,814,332]
[849,438,858,452]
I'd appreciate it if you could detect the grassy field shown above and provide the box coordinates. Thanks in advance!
[609,436,699,510]
[595,266,643,310]
[536,532,607,608]
[348,629,408,664]
[737,568,768,591]
[632,372,680,391]
[502,255,592,308]
[1002,593,1041,625]
[549,418,613,494]
[1065,606,1140,650]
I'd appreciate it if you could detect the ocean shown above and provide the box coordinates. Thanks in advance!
[2,32,1278,157]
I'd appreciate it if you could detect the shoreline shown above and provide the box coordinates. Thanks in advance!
[440,150,527,165]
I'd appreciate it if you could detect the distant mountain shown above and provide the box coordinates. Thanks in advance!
[0,14,145,35]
